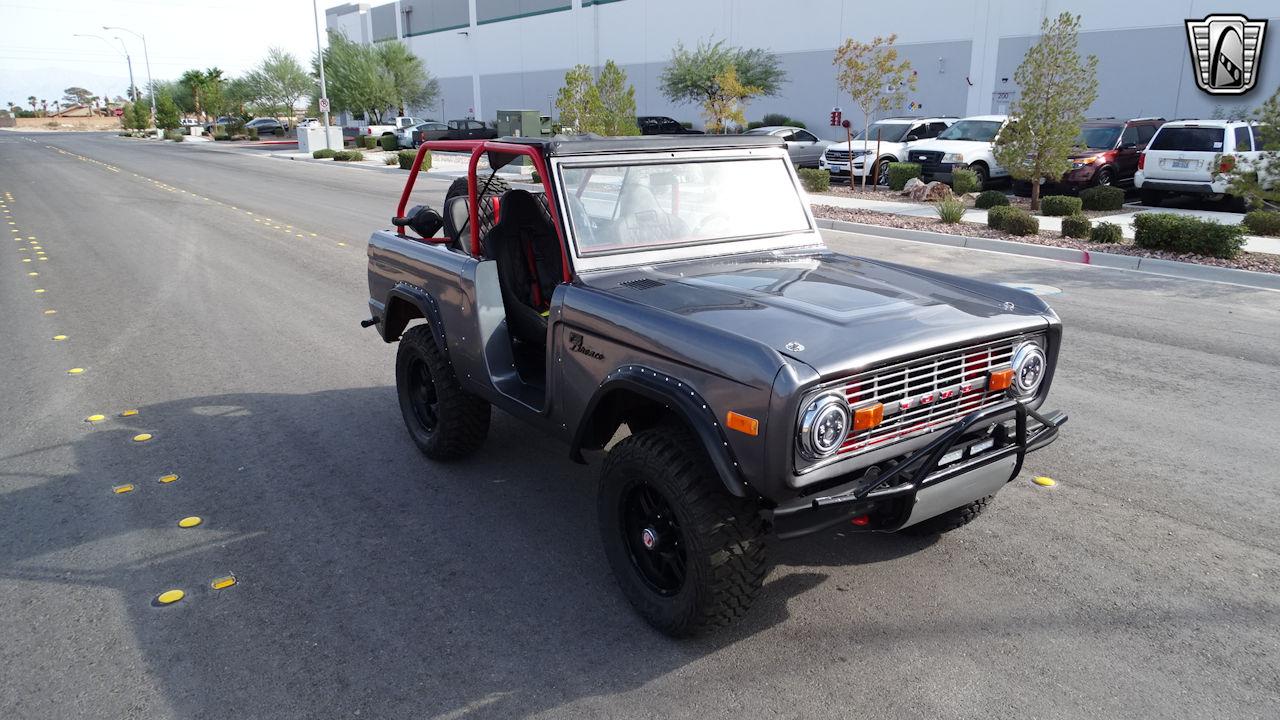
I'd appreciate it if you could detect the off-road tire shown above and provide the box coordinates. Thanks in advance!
[445,175,511,202]
[395,325,489,460]
[900,495,992,536]
[598,426,768,637]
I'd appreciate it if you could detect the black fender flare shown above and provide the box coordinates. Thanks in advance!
[571,365,750,498]
[384,283,447,353]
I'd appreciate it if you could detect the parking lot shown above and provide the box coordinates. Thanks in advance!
[2,132,1278,719]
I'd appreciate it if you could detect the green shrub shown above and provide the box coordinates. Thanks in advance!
[163,129,183,141]
[172,134,183,143]
[530,169,541,184]
[936,198,966,224]
[363,135,380,150]
[312,148,337,159]
[1243,209,1280,236]
[1089,221,1123,244]
[762,113,804,128]
[397,149,418,169]
[797,168,830,193]
[1001,209,1040,236]
[379,133,398,152]
[887,162,921,191]
[746,121,765,130]
[384,155,398,165]
[1079,185,1125,211]
[951,167,981,195]
[987,205,1018,229]
[1040,195,1082,216]
[246,127,259,141]
[1133,214,1246,258]
[974,190,1010,209]
[333,150,364,162]
[213,131,230,141]
[1060,214,1092,238]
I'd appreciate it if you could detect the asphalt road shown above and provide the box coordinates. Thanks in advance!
[2,132,1278,720]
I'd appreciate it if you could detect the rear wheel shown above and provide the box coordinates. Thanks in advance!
[598,426,768,637]
[395,325,489,460]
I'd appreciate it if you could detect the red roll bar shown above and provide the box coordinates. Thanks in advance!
[395,139,571,283]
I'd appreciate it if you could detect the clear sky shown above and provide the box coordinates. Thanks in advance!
[0,0,338,106]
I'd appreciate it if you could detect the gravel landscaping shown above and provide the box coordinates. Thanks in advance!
[812,204,1280,275]
[816,183,1131,218]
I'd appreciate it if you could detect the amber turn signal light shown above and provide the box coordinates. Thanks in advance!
[989,368,1015,392]
[726,411,759,436]
[852,403,884,432]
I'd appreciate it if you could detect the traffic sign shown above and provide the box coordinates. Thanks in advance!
[318,97,330,113]
[829,107,842,127]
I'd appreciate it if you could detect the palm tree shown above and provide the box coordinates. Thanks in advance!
[39,99,47,116]
[27,96,36,112]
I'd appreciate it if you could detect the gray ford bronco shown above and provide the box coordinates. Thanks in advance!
[364,134,1066,637]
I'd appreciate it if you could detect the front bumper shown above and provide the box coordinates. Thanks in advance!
[764,400,1067,540]
[820,156,871,177]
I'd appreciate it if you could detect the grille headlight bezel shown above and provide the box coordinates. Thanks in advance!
[1010,340,1048,400]
[797,393,851,460]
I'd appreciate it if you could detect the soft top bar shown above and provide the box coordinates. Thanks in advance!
[396,139,572,282]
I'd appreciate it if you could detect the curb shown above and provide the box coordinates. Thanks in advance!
[816,218,1280,292]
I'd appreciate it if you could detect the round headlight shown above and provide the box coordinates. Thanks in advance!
[1010,342,1047,399]
[798,394,851,460]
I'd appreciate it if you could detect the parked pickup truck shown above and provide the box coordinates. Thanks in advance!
[360,116,428,140]
[363,134,1067,637]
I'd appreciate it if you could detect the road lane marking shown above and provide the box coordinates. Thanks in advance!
[178,516,203,528]
[85,414,106,422]
[132,433,153,442]
[158,473,179,484]
[113,484,135,494]
[52,335,67,341]
[154,589,184,606]
[67,367,84,374]
[119,409,138,417]
[210,575,237,590]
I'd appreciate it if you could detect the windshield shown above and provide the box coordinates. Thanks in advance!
[936,120,1002,142]
[559,158,811,256]
[1077,126,1121,150]
[851,122,911,142]
[1150,127,1225,152]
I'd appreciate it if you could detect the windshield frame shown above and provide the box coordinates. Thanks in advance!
[935,119,1004,142]
[551,147,823,273]
[851,122,912,142]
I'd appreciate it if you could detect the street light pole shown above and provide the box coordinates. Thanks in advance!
[74,34,135,102]
[312,0,333,150]
[105,26,155,119]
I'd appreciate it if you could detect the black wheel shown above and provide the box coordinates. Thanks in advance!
[901,495,992,536]
[1093,167,1114,187]
[445,174,511,202]
[395,325,489,460]
[598,426,768,637]
[969,163,990,190]
[1140,190,1164,207]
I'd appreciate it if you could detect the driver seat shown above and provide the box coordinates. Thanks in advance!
[482,189,563,346]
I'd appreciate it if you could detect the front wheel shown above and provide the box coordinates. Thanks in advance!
[1093,167,1114,187]
[874,158,891,187]
[969,163,990,190]
[395,325,489,460]
[598,426,768,637]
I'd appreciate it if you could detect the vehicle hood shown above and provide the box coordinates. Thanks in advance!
[590,249,1052,378]
[1068,147,1113,160]
[906,139,992,156]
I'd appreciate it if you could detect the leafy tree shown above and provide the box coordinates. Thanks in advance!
[701,65,759,133]
[833,34,916,188]
[1221,86,1280,208]
[659,40,785,124]
[179,69,208,118]
[154,90,181,130]
[556,61,639,136]
[594,61,639,136]
[555,65,597,133]
[62,86,93,107]
[374,40,439,115]
[27,96,36,113]
[993,12,1098,210]
[244,47,313,117]
[129,99,152,129]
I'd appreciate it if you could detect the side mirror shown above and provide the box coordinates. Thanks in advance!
[904,134,920,143]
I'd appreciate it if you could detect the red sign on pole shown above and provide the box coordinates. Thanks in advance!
[113,107,124,117]
[829,107,842,127]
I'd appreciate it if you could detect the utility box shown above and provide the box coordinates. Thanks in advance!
[495,109,544,138]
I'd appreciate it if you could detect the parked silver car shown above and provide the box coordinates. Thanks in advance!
[743,126,832,168]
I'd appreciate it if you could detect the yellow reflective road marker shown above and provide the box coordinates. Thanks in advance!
[132,433,153,443]
[113,483,134,494]
[1033,476,1057,487]
[85,413,106,422]
[120,409,139,417]
[37,256,47,261]
[33,288,44,293]
[177,516,202,528]
[43,309,56,315]
[52,335,67,341]
[211,575,237,590]
[21,258,30,263]
[158,473,179,484]
[155,589,185,606]
[27,271,38,276]
[336,242,347,247]
[67,367,85,374]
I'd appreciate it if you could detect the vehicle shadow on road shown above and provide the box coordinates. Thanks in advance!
[0,386,932,719]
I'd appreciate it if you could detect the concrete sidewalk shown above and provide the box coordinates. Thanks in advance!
[810,192,1280,256]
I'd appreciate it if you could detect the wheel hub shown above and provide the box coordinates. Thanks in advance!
[641,527,658,550]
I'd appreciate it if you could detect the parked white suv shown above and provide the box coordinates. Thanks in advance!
[903,115,1012,189]
[820,116,955,185]
[1135,119,1265,208]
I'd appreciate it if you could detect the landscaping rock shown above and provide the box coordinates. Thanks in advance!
[902,178,925,196]
[909,181,954,202]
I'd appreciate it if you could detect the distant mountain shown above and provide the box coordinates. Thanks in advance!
[0,66,134,108]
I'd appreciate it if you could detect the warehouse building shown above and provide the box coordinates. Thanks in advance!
[325,0,1280,138]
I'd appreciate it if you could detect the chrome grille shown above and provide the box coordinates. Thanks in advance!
[825,148,868,161]
[833,334,1040,459]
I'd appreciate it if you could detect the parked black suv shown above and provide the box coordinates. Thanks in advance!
[637,116,704,135]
